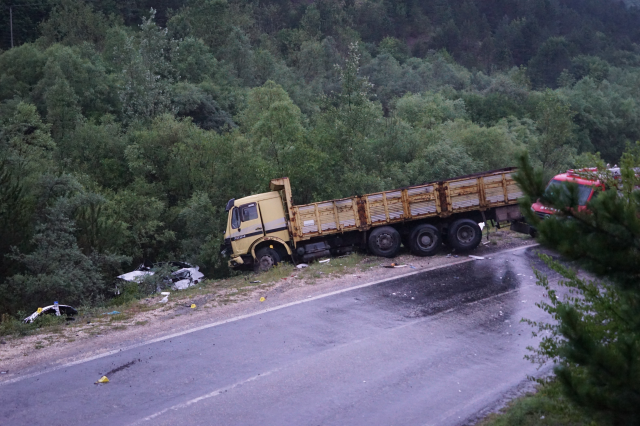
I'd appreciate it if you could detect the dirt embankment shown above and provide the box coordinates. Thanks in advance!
[0,229,534,381]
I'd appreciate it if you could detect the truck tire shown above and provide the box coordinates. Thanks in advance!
[408,224,442,256]
[368,226,401,258]
[448,219,482,252]
[255,247,280,271]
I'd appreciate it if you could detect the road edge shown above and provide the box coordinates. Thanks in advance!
[0,243,539,387]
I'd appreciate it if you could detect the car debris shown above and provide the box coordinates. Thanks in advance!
[23,302,78,323]
[383,263,408,268]
[468,255,485,260]
[95,376,109,384]
[117,261,205,290]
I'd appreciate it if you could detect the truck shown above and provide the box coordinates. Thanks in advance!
[220,167,524,270]
[530,168,604,223]
[529,166,640,225]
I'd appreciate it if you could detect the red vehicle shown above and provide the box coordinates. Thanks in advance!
[530,168,606,220]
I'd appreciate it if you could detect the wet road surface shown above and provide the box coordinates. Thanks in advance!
[0,245,559,426]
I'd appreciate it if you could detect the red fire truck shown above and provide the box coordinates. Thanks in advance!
[530,168,608,221]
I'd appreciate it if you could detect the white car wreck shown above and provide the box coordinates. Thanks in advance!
[117,261,205,290]
[23,304,78,323]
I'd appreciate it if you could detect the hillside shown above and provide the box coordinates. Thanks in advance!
[2,0,640,314]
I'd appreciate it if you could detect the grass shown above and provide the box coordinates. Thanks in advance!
[0,252,391,340]
[0,313,68,338]
[477,380,595,426]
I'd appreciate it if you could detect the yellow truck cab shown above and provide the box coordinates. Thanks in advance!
[221,189,293,270]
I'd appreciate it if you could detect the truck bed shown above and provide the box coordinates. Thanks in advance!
[288,168,522,242]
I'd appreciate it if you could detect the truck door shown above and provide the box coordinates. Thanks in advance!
[229,202,264,256]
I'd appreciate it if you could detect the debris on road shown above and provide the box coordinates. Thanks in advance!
[250,280,261,284]
[159,292,170,304]
[1,371,7,374]
[260,297,266,302]
[23,303,78,323]
[95,376,109,384]
[383,263,408,268]
[190,304,196,309]
[296,263,308,269]
[103,311,121,315]
[468,255,485,260]
[319,259,330,264]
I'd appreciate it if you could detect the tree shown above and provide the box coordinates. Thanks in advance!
[516,148,640,425]
[528,37,572,89]
[394,91,467,129]
[530,90,576,176]
[2,175,128,312]
[114,9,176,123]
[378,37,410,63]
[178,191,226,277]
[45,72,82,143]
[167,0,232,52]
[39,0,112,48]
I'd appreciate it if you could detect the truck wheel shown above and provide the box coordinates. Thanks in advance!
[448,219,482,252]
[408,224,442,256]
[368,226,401,258]
[255,247,280,271]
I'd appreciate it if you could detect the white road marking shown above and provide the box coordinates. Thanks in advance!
[128,370,277,425]
[130,281,543,424]
[0,244,538,387]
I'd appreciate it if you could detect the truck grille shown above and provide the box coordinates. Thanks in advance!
[536,211,551,220]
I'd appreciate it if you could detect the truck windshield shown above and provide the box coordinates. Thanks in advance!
[545,179,593,206]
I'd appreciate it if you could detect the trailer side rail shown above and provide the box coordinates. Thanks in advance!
[279,168,521,242]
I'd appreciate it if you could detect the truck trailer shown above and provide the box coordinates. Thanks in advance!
[221,167,524,270]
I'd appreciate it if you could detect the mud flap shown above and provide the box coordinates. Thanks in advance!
[510,220,532,235]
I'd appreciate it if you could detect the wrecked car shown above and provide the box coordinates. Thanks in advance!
[117,261,204,290]
[23,303,78,323]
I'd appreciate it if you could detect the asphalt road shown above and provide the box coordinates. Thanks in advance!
[0,245,559,426]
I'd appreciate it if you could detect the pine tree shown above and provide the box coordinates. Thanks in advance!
[515,147,640,425]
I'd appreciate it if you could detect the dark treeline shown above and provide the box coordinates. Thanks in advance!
[2,0,640,314]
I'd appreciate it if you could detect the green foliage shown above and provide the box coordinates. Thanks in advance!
[394,92,466,129]
[529,90,577,176]
[378,37,409,63]
[240,80,315,187]
[479,380,593,426]
[39,0,113,48]
[4,179,116,311]
[517,149,640,425]
[438,119,523,171]
[2,0,640,316]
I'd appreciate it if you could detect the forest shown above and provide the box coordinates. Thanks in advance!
[2,0,640,314]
